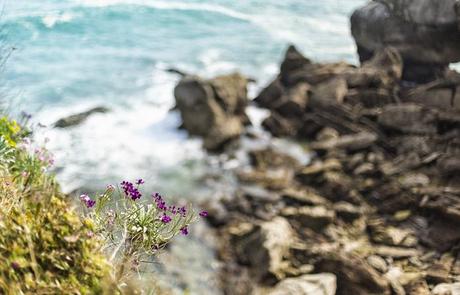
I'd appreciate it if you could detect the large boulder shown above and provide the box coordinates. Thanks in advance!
[174,73,249,150]
[351,0,460,82]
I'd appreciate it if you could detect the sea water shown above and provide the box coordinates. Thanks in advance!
[2,0,367,293]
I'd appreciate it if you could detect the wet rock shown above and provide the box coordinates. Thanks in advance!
[432,283,460,295]
[174,73,248,150]
[234,217,295,281]
[266,273,337,295]
[54,106,109,128]
[282,206,334,231]
[316,253,391,295]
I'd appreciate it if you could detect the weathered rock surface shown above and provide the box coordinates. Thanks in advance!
[174,73,249,150]
[233,217,295,281]
[265,273,336,295]
[209,45,460,295]
[351,0,460,82]
[54,106,109,128]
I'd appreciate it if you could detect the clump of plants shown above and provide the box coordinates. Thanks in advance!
[0,114,208,293]
[0,115,110,294]
[79,179,207,288]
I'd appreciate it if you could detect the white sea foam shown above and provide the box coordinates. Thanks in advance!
[42,12,74,28]
[35,67,204,193]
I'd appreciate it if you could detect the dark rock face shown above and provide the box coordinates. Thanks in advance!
[54,106,109,128]
[174,73,249,150]
[351,0,460,82]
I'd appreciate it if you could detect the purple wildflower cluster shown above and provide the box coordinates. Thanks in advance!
[80,194,96,208]
[152,192,208,235]
[121,180,142,200]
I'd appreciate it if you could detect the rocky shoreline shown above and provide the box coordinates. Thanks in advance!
[173,21,460,295]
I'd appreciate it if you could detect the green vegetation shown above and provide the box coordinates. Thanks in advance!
[0,116,110,294]
[0,115,207,294]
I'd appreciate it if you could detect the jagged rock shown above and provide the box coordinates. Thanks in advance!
[203,198,230,227]
[343,48,403,88]
[437,155,460,177]
[254,78,284,109]
[281,206,335,231]
[345,88,395,108]
[53,106,109,128]
[310,77,348,106]
[403,84,457,110]
[405,280,431,295]
[266,273,337,295]
[174,73,248,150]
[281,187,330,207]
[249,148,300,170]
[237,168,294,190]
[333,202,363,222]
[367,255,388,273]
[262,113,298,137]
[432,283,460,295]
[351,0,460,82]
[374,246,420,258]
[274,83,310,118]
[310,131,378,152]
[316,253,391,295]
[280,45,313,86]
[234,217,295,281]
[426,253,455,284]
[378,104,437,134]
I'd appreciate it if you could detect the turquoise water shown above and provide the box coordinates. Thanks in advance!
[3,0,366,293]
[2,0,366,194]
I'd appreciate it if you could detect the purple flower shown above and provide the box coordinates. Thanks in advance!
[180,226,189,235]
[178,206,187,217]
[121,181,142,200]
[80,194,96,208]
[153,193,168,211]
[106,184,115,190]
[199,210,208,218]
[136,179,145,185]
[161,215,172,224]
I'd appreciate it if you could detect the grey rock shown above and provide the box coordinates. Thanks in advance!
[54,106,109,128]
[235,217,295,281]
[351,1,460,81]
[267,273,337,295]
[174,73,248,150]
